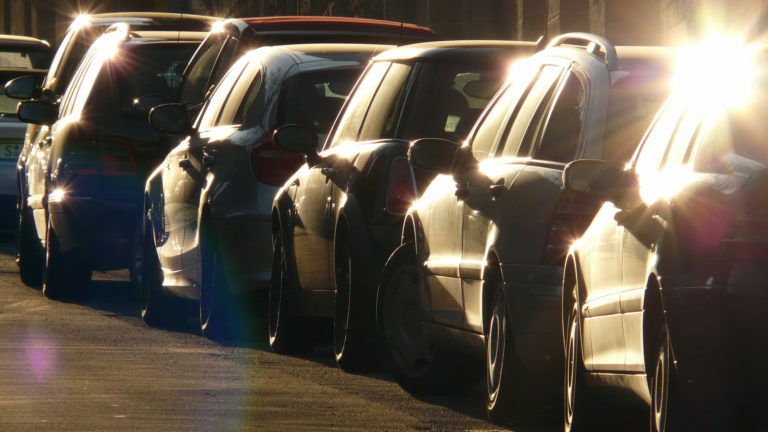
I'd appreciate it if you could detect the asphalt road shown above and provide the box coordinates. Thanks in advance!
[0,238,578,432]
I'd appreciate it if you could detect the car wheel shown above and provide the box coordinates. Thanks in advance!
[333,237,377,372]
[42,216,91,299]
[563,272,596,432]
[268,230,313,354]
[485,287,526,424]
[651,329,688,432]
[379,242,479,394]
[16,202,43,286]
[139,216,188,327]
[199,223,235,339]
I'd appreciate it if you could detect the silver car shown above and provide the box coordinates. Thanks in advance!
[141,43,390,338]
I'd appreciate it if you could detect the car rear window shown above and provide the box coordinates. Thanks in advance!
[0,47,49,69]
[90,42,199,115]
[276,68,361,134]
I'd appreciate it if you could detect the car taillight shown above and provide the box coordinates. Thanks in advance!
[541,192,600,266]
[386,157,417,214]
[60,136,137,177]
[100,137,137,176]
[250,131,303,186]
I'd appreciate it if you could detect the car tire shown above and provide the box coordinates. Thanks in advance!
[485,287,526,424]
[16,203,43,287]
[563,272,597,432]
[651,329,688,432]
[379,242,480,394]
[42,216,91,300]
[268,230,314,354]
[333,237,378,372]
[199,222,235,339]
[139,216,188,327]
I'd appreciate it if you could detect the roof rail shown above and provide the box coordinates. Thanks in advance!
[103,23,130,40]
[546,32,617,71]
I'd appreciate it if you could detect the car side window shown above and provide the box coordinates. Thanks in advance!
[357,62,413,141]
[197,59,248,130]
[232,67,264,125]
[533,72,586,163]
[664,106,701,169]
[219,63,262,126]
[59,48,97,117]
[178,32,227,106]
[500,65,563,158]
[327,61,391,148]
[633,99,686,176]
[468,63,539,160]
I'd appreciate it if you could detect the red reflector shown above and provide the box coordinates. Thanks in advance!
[250,132,303,186]
[386,157,416,214]
[99,136,137,176]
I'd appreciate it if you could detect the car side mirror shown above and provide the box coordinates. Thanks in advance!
[149,103,190,135]
[5,75,41,100]
[563,159,637,205]
[134,94,166,116]
[273,124,319,156]
[17,100,57,125]
[408,138,459,175]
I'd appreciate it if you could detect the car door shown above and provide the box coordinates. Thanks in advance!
[291,61,391,292]
[177,57,250,271]
[621,102,694,372]
[457,62,565,332]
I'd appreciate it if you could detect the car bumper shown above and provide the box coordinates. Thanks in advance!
[49,195,138,270]
[502,263,563,378]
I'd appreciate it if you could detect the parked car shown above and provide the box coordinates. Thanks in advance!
[561,43,768,432]
[142,43,389,337]
[12,24,206,299]
[11,12,213,286]
[270,40,536,371]
[176,16,437,115]
[0,35,50,227]
[377,34,677,423]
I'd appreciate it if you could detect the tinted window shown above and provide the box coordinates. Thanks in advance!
[398,62,506,142]
[277,68,361,134]
[178,32,227,106]
[500,65,562,157]
[357,62,412,141]
[534,72,586,163]
[197,59,248,130]
[329,61,390,147]
[468,62,539,160]
[0,47,49,69]
[89,42,199,116]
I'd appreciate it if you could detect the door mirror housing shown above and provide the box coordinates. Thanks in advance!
[134,94,166,116]
[563,159,637,205]
[408,138,459,175]
[17,100,57,125]
[5,75,41,100]
[273,124,319,156]
[149,103,190,135]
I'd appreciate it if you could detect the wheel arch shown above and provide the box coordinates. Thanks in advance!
[482,249,503,335]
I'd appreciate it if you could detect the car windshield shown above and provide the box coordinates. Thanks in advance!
[0,47,49,69]
[397,62,507,142]
[91,42,199,114]
[276,68,361,134]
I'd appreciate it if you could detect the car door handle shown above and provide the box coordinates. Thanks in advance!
[455,182,469,200]
[178,159,192,171]
[321,167,336,177]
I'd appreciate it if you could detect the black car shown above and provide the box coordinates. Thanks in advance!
[13,24,206,298]
[11,12,213,286]
[270,40,536,371]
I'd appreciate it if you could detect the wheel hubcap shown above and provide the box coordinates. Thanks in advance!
[653,342,668,432]
[487,302,503,398]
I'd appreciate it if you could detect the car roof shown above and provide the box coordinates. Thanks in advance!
[218,16,436,43]
[271,43,394,64]
[373,40,538,63]
[76,12,214,31]
[125,30,209,44]
[0,34,51,50]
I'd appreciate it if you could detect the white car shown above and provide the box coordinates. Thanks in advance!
[141,43,390,338]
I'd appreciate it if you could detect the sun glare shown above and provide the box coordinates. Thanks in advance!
[675,35,758,110]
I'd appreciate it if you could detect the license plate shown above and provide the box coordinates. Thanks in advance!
[0,142,20,161]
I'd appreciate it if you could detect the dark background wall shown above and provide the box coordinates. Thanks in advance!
[2,0,767,50]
